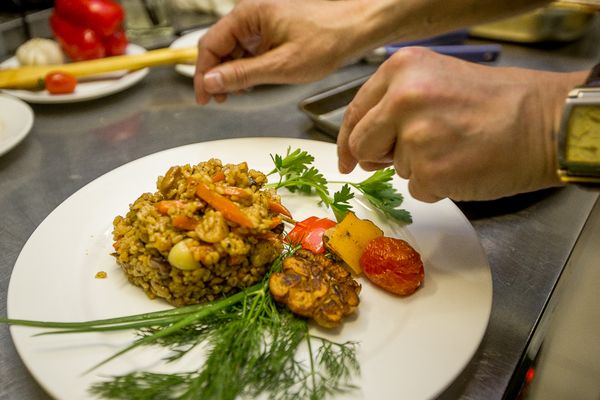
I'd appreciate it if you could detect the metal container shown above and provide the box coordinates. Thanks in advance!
[470,4,597,43]
[298,75,370,138]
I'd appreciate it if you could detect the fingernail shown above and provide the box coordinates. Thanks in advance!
[339,161,351,174]
[204,71,225,93]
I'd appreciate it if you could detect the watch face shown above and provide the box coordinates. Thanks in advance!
[565,105,600,164]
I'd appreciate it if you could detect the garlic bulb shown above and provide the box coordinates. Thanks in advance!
[16,38,65,66]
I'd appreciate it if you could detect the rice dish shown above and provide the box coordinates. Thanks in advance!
[112,159,284,307]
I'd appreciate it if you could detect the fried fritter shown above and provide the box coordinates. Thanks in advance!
[269,249,361,328]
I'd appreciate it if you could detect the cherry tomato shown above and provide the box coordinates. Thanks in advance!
[286,216,337,254]
[45,71,77,94]
[359,237,424,296]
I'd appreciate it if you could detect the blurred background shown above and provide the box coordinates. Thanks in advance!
[1,0,599,56]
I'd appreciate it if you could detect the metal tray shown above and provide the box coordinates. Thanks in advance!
[470,4,596,43]
[298,75,370,138]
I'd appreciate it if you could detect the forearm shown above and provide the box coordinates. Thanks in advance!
[349,0,552,54]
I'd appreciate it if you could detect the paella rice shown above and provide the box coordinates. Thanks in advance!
[112,159,285,306]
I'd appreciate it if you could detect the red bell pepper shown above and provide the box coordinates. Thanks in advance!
[50,0,127,61]
[286,216,337,254]
[50,13,106,61]
[103,28,128,56]
[54,0,124,37]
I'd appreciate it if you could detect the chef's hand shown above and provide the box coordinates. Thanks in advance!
[194,0,367,104]
[337,47,586,202]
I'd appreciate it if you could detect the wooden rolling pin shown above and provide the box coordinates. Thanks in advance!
[0,46,197,90]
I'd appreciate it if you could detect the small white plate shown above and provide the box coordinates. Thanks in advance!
[0,94,34,156]
[0,44,149,104]
[169,28,209,78]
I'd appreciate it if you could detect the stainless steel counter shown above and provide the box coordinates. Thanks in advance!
[1,18,599,400]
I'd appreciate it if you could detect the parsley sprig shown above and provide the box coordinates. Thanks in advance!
[268,148,412,224]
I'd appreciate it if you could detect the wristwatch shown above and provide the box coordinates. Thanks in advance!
[557,62,600,184]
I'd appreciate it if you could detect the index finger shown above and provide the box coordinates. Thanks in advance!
[194,16,239,104]
[337,75,387,173]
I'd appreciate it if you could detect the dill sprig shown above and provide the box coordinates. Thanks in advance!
[0,246,360,400]
[267,147,412,224]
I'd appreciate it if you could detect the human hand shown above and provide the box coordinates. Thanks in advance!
[194,0,369,104]
[337,47,586,202]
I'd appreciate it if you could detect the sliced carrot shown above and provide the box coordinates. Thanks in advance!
[222,186,252,199]
[268,200,293,218]
[212,170,225,183]
[257,231,281,240]
[269,217,282,229]
[155,200,186,215]
[195,182,254,229]
[229,255,244,265]
[172,215,199,231]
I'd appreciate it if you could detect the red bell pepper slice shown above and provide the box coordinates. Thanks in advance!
[286,216,337,254]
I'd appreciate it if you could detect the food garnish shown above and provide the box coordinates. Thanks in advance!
[286,216,337,254]
[269,249,361,328]
[360,237,424,296]
[1,148,421,399]
[323,212,384,275]
[267,148,412,224]
[1,247,360,400]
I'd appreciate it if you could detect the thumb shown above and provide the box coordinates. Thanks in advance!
[203,47,291,93]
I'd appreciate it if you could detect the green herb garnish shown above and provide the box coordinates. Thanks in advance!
[267,147,412,223]
[0,247,359,400]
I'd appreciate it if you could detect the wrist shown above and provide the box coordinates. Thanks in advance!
[349,0,439,54]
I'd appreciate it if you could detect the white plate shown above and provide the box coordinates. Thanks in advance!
[169,28,209,78]
[0,44,149,104]
[0,94,34,156]
[7,138,492,400]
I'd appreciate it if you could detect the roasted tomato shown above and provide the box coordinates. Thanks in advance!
[359,237,424,296]
[286,216,336,254]
[45,71,77,94]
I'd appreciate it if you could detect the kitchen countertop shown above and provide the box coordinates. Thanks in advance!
[1,16,599,400]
